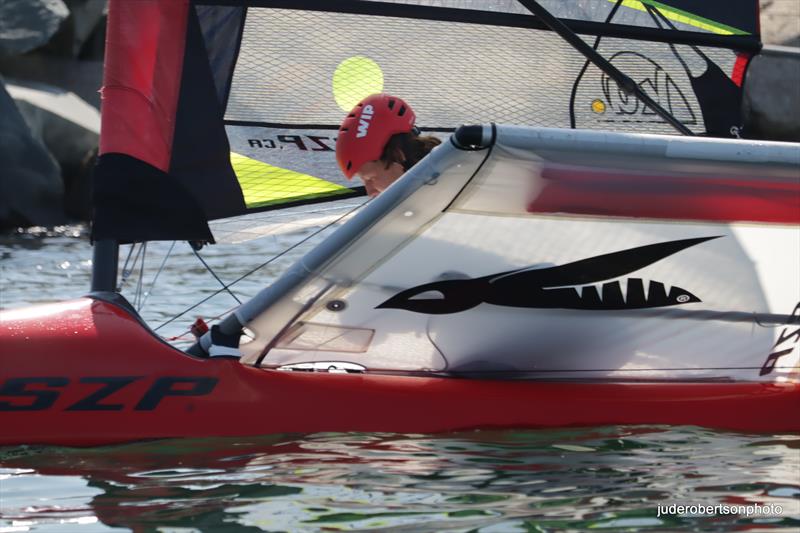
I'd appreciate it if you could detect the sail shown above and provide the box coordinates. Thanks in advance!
[93,0,761,243]
[235,125,800,382]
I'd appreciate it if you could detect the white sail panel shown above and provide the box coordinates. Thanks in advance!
[238,125,800,382]
[259,212,798,380]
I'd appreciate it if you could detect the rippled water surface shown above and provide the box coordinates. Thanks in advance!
[1,228,799,532]
[2,429,799,532]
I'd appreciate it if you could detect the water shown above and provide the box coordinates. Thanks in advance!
[1,430,799,532]
[1,227,799,532]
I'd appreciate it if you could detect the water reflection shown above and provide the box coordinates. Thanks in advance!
[1,427,798,531]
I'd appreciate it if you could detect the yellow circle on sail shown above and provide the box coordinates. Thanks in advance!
[591,99,606,114]
[333,56,384,112]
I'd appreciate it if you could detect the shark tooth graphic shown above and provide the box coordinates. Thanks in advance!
[377,236,719,314]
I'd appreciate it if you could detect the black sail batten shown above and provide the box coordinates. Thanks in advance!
[223,120,457,134]
[195,0,760,52]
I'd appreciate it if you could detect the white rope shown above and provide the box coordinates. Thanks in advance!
[134,242,147,310]
[118,242,143,290]
[154,198,369,332]
[139,241,176,310]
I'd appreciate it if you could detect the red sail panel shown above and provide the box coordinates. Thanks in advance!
[731,52,750,87]
[529,166,800,224]
[99,0,190,172]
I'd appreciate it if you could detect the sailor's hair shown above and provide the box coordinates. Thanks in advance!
[380,131,442,172]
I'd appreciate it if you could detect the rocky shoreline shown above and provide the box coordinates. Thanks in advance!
[1,0,103,229]
[0,1,798,230]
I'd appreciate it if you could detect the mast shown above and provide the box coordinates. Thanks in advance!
[90,239,119,293]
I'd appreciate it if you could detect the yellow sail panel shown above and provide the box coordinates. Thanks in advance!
[231,152,351,209]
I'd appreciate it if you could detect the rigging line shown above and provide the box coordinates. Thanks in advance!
[118,242,141,289]
[191,246,243,305]
[138,241,176,310]
[569,0,624,129]
[645,4,711,63]
[153,199,369,332]
[120,243,135,275]
[135,242,147,310]
[644,4,692,77]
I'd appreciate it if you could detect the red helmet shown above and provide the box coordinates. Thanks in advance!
[336,94,416,179]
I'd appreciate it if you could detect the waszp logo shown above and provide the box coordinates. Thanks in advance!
[356,105,375,138]
[0,376,218,411]
[598,52,697,126]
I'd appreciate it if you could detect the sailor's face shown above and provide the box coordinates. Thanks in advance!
[357,160,405,197]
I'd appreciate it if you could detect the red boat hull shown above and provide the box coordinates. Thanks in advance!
[1,298,798,446]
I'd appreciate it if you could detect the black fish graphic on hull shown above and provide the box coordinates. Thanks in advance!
[377,236,720,314]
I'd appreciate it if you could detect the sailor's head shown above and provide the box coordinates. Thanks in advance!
[336,93,439,197]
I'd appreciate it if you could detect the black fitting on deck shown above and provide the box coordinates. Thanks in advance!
[452,124,495,150]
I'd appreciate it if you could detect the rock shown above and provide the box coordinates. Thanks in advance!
[67,0,106,56]
[44,0,107,59]
[0,0,69,57]
[7,79,100,221]
[76,10,105,61]
[64,147,96,221]
[0,54,103,108]
[743,46,800,142]
[0,78,65,229]
[7,80,100,168]
[760,0,800,47]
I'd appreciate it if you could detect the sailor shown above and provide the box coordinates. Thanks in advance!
[336,94,441,197]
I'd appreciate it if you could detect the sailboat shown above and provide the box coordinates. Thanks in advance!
[1,0,798,446]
